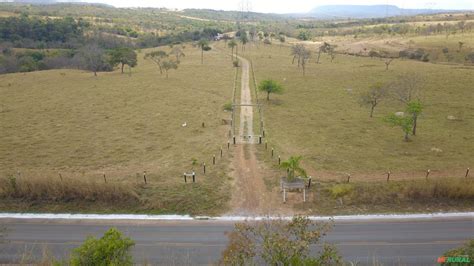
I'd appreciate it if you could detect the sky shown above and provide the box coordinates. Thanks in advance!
[79,0,474,13]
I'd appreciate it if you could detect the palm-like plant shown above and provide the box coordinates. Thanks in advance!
[197,39,210,64]
[240,34,249,52]
[280,156,307,181]
[228,40,237,61]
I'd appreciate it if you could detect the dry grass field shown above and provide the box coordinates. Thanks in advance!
[0,44,236,214]
[224,39,474,179]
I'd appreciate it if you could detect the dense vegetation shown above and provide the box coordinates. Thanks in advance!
[0,14,87,48]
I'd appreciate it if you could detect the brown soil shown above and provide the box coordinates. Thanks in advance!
[227,144,294,216]
[226,55,295,216]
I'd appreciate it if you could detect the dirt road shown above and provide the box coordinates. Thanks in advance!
[237,56,254,144]
[227,56,293,216]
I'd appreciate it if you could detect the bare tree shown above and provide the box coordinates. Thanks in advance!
[384,58,394,70]
[170,46,185,63]
[144,50,168,75]
[359,82,387,118]
[291,44,304,66]
[300,48,311,76]
[388,74,422,104]
[78,44,109,76]
[458,42,465,52]
[291,44,311,75]
[316,42,332,64]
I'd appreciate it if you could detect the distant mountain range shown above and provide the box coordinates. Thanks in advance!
[0,1,467,20]
[306,5,458,19]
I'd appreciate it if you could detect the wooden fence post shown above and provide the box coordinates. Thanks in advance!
[278,155,281,165]
[466,168,470,178]
[203,163,206,174]
[193,172,196,183]
[308,176,312,188]
[59,172,63,182]
[143,171,147,184]
[213,155,216,165]
[184,173,187,183]
[103,173,107,183]
[265,142,268,150]
[347,174,351,183]
[227,141,230,150]
[233,136,236,145]
[387,171,391,182]
[426,169,431,180]
[220,147,223,157]
[271,148,274,158]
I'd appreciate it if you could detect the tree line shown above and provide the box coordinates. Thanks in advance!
[0,11,222,75]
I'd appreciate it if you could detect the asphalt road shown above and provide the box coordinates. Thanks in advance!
[0,218,472,265]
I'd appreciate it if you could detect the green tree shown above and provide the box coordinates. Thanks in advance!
[228,40,237,61]
[162,60,178,78]
[197,39,210,64]
[280,156,307,181]
[384,114,414,142]
[258,79,283,101]
[407,100,423,135]
[240,33,249,52]
[144,50,168,75]
[220,216,342,265]
[279,35,286,48]
[70,228,135,266]
[359,82,387,118]
[298,30,311,41]
[108,47,137,74]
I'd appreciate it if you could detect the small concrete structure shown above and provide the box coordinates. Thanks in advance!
[280,177,309,203]
[183,172,196,183]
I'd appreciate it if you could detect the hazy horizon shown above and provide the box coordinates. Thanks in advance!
[2,0,473,13]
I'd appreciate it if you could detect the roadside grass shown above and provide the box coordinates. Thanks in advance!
[0,44,235,214]
[229,41,474,176]
[293,178,474,215]
[0,164,231,215]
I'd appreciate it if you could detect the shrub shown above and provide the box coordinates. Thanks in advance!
[232,60,239,67]
[466,53,474,64]
[442,239,473,265]
[220,216,342,265]
[223,102,233,111]
[70,228,135,266]
[329,184,354,199]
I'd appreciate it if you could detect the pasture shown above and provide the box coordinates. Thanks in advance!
[226,40,474,180]
[0,44,235,214]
